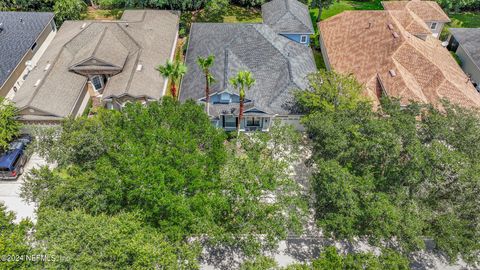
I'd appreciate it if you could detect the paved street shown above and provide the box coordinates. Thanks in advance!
[0,154,47,223]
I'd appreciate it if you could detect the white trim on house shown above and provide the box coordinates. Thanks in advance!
[163,29,179,97]
[300,35,308,43]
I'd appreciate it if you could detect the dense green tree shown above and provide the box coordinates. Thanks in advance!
[204,0,230,20]
[33,207,200,269]
[23,98,306,257]
[53,0,87,25]
[232,0,267,7]
[239,247,409,270]
[0,203,33,270]
[0,98,21,151]
[311,247,410,270]
[156,60,188,99]
[196,55,216,113]
[0,0,54,11]
[297,71,480,264]
[230,70,256,132]
[436,0,480,12]
[311,0,335,22]
[293,70,369,114]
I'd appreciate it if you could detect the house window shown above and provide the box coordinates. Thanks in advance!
[31,42,37,51]
[430,22,437,30]
[223,115,236,128]
[220,93,231,104]
[246,117,261,127]
[91,75,104,92]
[300,35,308,43]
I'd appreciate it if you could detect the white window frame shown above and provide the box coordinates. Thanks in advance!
[91,75,104,92]
[430,22,438,30]
[300,35,308,43]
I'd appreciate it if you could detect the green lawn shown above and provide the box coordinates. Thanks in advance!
[449,12,480,28]
[310,0,383,21]
[196,5,262,23]
[440,12,480,40]
[82,8,123,20]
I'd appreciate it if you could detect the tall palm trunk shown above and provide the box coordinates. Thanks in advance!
[237,96,244,133]
[171,84,177,100]
[205,72,210,114]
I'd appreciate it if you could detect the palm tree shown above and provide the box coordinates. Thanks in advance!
[156,60,188,100]
[229,71,255,133]
[196,55,216,113]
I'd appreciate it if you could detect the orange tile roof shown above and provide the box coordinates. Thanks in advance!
[382,0,451,23]
[319,11,480,108]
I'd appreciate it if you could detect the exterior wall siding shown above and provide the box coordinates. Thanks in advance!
[280,33,310,45]
[274,115,304,131]
[0,18,55,97]
[456,45,480,86]
[319,32,332,70]
[427,21,444,38]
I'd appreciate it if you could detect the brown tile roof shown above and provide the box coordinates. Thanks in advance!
[319,11,480,108]
[382,0,451,23]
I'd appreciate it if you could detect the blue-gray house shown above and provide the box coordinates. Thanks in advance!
[262,0,315,45]
[180,0,316,132]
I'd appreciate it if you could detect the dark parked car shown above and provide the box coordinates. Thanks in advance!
[0,135,32,180]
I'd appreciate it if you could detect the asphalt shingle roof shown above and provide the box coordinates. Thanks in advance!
[262,0,314,34]
[382,0,450,23]
[13,10,179,120]
[450,28,480,69]
[0,12,54,88]
[319,11,480,108]
[180,23,316,115]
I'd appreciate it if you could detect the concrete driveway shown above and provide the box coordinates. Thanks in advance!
[0,154,47,223]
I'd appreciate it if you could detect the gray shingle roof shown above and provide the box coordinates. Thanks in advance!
[262,0,314,34]
[13,10,179,120]
[180,23,316,115]
[0,12,54,88]
[450,28,480,68]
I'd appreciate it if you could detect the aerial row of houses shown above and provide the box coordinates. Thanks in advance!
[0,0,479,131]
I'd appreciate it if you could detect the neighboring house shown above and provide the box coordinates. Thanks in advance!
[262,0,314,45]
[180,0,316,132]
[13,10,179,124]
[0,12,56,97]
[382,0,451,38]
[448,28,480,91]
[319,11,480,108]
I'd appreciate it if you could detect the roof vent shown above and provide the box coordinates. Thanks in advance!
[389,69,397,77]
[125,23,129,28]
[0,23,4,33]
[388,23,394,30]
[393,32,399,38]
[34,79,41,87]
[44,63,51,71]
[136,64,143,71]
[367,22,373,29]
[81,23,86,29]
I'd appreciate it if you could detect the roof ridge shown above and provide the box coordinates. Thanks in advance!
[23,46,70,111]
[92,27,108,59]
[124,50,141,96]
[266,0,289,26]
[251,24,298,87]
[284,0,312,33]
